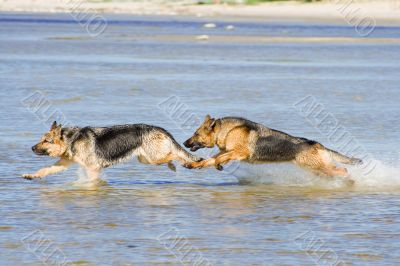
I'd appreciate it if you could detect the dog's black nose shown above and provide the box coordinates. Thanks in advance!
[183,139,190,148]
[31,145,36,152]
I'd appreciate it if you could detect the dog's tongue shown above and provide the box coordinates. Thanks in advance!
[190,146,199,152]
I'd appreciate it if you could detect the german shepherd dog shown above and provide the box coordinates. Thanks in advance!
[23,121,202,180]
[183,115,362,178]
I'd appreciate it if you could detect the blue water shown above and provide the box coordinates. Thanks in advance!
[1,12,400,265]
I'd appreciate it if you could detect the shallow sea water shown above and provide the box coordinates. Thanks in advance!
[0,12,400,265]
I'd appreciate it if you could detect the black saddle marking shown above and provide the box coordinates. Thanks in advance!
[253,136,302,162]
[94,125,151,161]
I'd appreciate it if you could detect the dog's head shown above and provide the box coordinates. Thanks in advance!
[184,115,219,152]
[31,121,67,157]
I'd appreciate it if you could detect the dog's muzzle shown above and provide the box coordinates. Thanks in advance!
[183,139,204,152]
[32,145,48,156]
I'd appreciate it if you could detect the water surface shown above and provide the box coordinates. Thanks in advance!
[1,12,400,265]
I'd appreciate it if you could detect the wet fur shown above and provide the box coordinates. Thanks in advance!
[184,116,362,179]
[23,122,201,180]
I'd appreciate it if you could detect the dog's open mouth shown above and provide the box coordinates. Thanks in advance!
[183,139,205,152]
[34,149,48,156]
[190,143,204,152]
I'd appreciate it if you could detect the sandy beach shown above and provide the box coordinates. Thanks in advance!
[1,0,400,25]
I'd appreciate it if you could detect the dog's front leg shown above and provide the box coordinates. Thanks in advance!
[187,150,224,170]
[23,159,74,180]
[183,150,222,169]
[185,150,248,170]
[214,150,248,166]
[85,168,101,181]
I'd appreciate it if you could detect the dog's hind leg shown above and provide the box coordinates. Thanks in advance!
[168,143,203,170]
[295,145,353,185]
[316,165,348,177]
[140,133,200,171]
[172,145,202,165]
[137,155,150,164]
[318,165,354,186]
[149,153,177,172]
[167,161,176,172]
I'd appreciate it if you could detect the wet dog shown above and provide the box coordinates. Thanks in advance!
[183,115,362,178]
[23,121,202,180]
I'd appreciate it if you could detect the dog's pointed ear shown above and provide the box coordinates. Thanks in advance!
[54,124,62,137]
[204,115,212,123]
[208,119,217,131]
[50,121,57,131]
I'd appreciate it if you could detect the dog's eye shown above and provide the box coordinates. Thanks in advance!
[47,139,54,144]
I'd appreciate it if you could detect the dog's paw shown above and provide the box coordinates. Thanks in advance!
[344,178,355,187]
[215,164,223,171]
[183,163,194,169]
[167,162,177,172]
[22,174,40,180]
[184,162,204,169]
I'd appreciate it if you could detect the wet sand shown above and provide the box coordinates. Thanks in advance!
[1,0,400,25]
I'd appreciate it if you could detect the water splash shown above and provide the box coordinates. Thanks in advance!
[69,167,108,188]
[231,160,400,191]
[349,159,400,190]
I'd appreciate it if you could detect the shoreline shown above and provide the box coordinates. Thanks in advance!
[0,1,400,26]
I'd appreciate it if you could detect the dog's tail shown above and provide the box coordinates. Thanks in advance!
[326,148,363,165]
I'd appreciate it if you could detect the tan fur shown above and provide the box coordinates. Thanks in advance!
[187,125,251,169]
[23,122,201,180]
[35,127,67,157]
[184,115,352,179]
[23,123,72,179]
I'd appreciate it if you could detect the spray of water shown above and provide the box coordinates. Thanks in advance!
[231,160,400,191]
[348,159,400,190]
[69,167,107,188]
